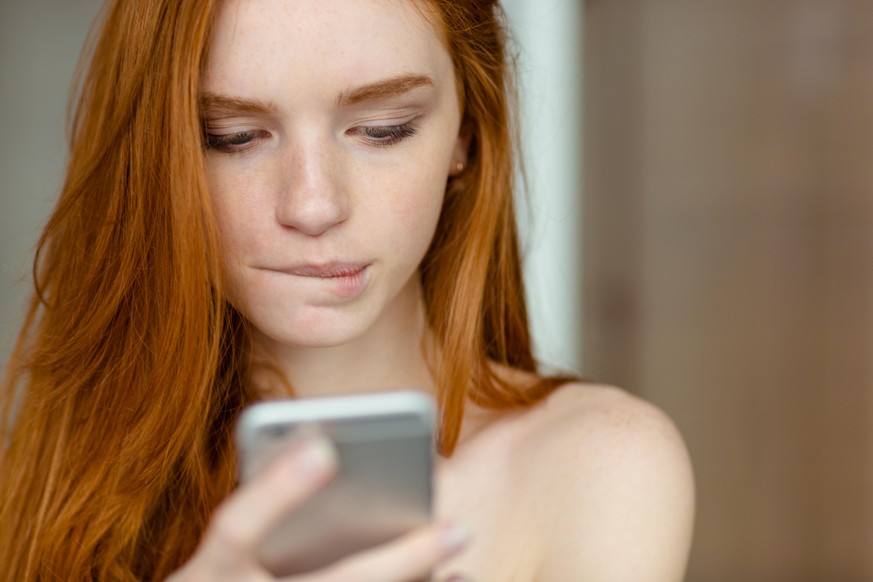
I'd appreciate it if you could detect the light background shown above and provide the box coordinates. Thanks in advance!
[0,1,107,364]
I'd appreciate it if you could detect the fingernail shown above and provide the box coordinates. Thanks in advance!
[294,437,337,480]
[441,523,471,554]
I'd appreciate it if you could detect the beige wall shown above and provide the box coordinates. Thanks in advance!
[584,1,873,580]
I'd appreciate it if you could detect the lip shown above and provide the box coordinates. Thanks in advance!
[277,262,369,278]
[265,262,372,299]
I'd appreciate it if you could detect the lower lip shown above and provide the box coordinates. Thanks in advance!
[329,266,369,297]
[293,265,370,298]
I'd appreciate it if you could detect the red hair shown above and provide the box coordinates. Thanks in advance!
[0,0,572,578]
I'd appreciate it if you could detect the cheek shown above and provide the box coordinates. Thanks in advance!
[209,193,245,264]
[205,164,266,260]
[390,137,453,217]
[395,184,444,225]
[384,165,446,244]
[205,168,266,310]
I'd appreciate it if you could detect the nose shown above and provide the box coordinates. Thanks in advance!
[275,140,349,236]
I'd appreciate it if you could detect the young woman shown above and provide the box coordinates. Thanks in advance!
[0,0,695,580]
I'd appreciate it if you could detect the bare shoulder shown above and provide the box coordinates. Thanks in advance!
[520,383,695,582]
[527,383,690,463]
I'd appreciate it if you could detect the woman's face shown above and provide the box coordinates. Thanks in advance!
[201,0,466,348]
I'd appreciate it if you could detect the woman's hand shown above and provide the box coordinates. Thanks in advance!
[167,437,469,581]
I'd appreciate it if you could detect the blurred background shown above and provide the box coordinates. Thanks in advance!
[583,1,873,580]
[1,1,871,580]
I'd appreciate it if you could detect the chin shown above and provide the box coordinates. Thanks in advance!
[284,331,362,349]
[254,311,374,350]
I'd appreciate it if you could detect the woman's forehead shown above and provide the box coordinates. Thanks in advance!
[202,0,451,95]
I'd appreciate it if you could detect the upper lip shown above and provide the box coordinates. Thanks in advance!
[271,262,368,278]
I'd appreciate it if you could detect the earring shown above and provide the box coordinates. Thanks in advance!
[456,162,465,172]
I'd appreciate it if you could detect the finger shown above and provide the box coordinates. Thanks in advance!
[299,522,470,582]
[203,437,337,557]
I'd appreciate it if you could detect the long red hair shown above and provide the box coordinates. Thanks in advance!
[0,0,572,578]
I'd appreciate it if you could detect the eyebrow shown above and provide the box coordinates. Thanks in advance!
[199,74,435,117]
[199,93,277,116]
[336,74,435,107]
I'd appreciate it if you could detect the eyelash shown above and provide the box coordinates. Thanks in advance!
[202,121,419,153]
[352,122,419,147]
[203,129,265,153]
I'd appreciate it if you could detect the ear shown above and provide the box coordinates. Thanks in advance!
[448,119,473,177]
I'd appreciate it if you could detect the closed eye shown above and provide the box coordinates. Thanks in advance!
[351,121,419,148]
[203,129,269,153]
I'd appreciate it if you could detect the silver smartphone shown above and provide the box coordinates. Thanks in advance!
[235,390,435,576]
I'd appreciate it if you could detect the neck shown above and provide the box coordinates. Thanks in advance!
[250,279,436,400]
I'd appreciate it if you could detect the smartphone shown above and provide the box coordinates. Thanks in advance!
[235,390,435,576]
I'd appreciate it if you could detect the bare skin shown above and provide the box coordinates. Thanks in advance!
[435,381,695,581]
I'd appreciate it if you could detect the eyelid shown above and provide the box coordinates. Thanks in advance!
[351,104,422,121]
[202,118,263,131]
[347,109,419,127]
[201,110,278,132]
[203,128,269,153]
[350,118,420,148]
[357,117,415,128]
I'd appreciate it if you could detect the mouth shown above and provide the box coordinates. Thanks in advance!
[281,263,369,279]
[266,262,372,299]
